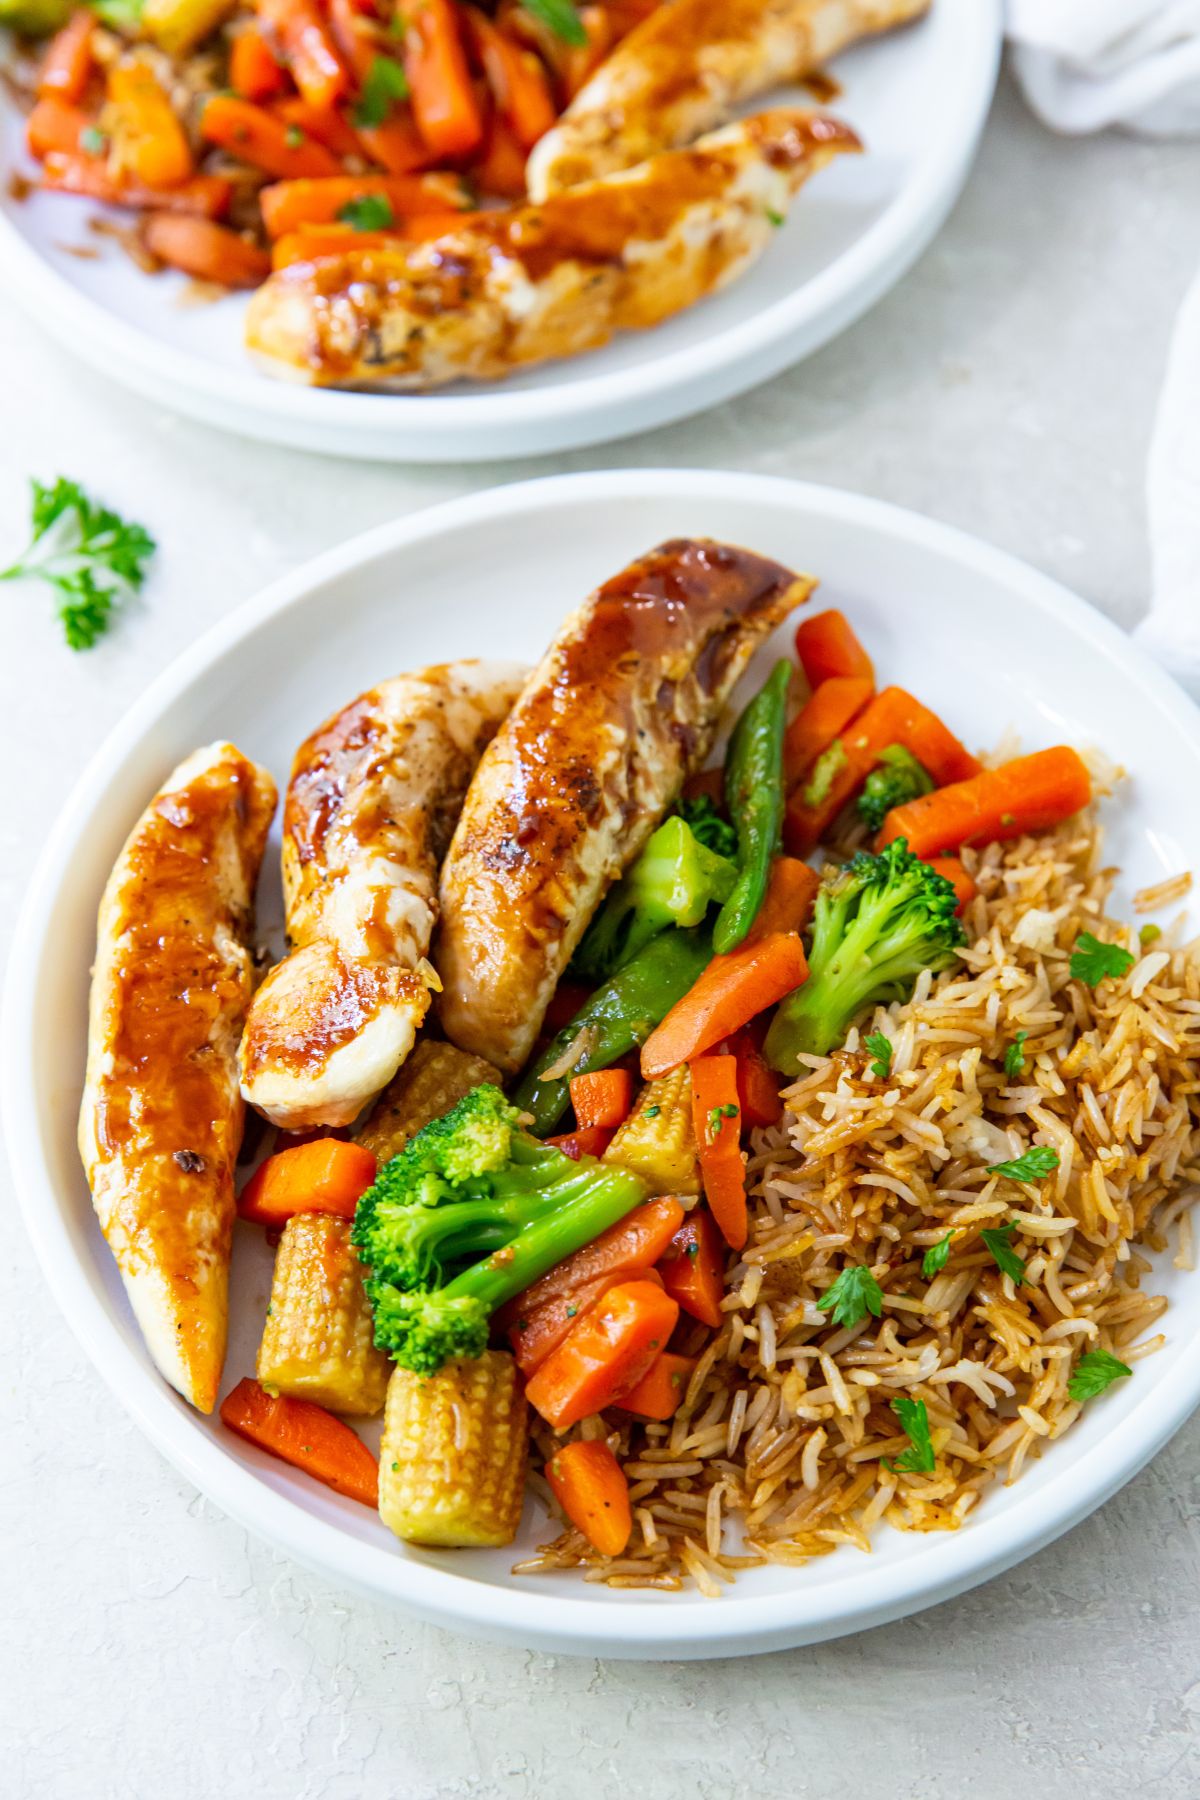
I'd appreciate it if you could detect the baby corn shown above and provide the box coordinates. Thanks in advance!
[604,1065,701,1195]
[256,1213,390,1416]
[358,1039,501,1164]
[378,1351,528,1547]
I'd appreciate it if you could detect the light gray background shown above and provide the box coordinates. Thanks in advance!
[3,74,1199,1799]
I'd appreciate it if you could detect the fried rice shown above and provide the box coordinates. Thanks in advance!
[517,802,1200,1592]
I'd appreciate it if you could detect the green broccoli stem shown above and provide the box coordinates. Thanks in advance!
[713,660,791,954]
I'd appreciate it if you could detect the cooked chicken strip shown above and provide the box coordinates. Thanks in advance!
[78,742,277,1414]
[526,0,928,198]
[239,661,526,1130]
[436,541,815,1074]
[245,110,858,392]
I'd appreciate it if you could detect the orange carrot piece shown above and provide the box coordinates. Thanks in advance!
[220,1378,379,1505]
[269,211,462,265]
[927,855,975,915]
[502,1195,685,1327]
[783,674,873,784]
[657,1207,725,1328]
[258,172,466,237]
[508,1267,664,1377]
[525,1279,679,1429]
[107,59,194,189]
[354,104,437,172]
[202,94,342,177]
[794,609,874,686]
[560,5,613,100]
[470,112,527,197]
[723,1027,782,1127]
[879,747,1093,859]
[400,0,484,158]
[238,1138,377,1227]
[41,153,233,216]
[545,1439,632,1554]
[464,7,556,149]
[328,0,378,79]
[273,95,363,160]
[26,96,94,161]
[544,1124,614,1162]
[745,857,820,945]
[37,11,94,105]
[142,213,271,286]
[689,1055,747,1251]
[230,27,290,101]
[569,1068,633,1132]
[640,932,809,1079]
[617,1350,694,1421]
[257,0,351,109]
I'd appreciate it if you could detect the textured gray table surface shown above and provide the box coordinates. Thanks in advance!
[3,71,1199,1800]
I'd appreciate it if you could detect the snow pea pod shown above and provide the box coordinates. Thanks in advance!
[713,659,791,953]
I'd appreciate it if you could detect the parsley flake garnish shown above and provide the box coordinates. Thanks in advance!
[337,193,395,232]
[522,0,587,46]
[988,1145,1059,1182]
[1139,923,1162,950]
[765,207,785,227]
[1067,1349,1132,1403]
[981,1222,1026,1285]
[884,1396,935,1473]
[79,125,108,157]
[284,124,306,148]
[922,1233,953,1279]
[2,476,155,650]
[643,1104,661,1119]
[1070,931,1135,988]
[352,54,410,128]
[817,1264,883,1330]
[707,1101,740,1139]
[1003,1030,1028,1079]
[864,1032,892,1081]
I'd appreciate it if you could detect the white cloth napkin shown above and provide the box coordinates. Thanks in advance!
[1006,1,1200,695]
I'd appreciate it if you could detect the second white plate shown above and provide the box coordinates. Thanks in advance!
[0,0,1000,461]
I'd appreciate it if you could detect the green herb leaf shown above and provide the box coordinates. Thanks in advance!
[643,1104,661,1119]
[284,124,306,148]
[1139,922,1162,950]
[2,476,155,650]
[884,1396,935,1474]
[337,192,396,232]
[864,1032,892,1081]
[802,737,848,808]
[79,125,108,156]
[1003,1030,1028,1079]
[352,54,410,128]
[521,0,587,46]
[1067,1348,1132,1403]
[765,207,785,227]
[707,1101,740,1140]
[988,1145,1059,1182]
[816,1264,883,1330]
[922,1233,953,1279]
[1070,931,1135,988]
[981,1222,1026,1285]
[90,0,144,26]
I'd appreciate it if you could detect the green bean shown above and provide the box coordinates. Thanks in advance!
[712,659,791,953]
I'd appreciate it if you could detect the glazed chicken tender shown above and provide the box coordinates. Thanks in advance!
[78,741,277,1414]
[526,0,930,198]
[238,661,525,1130]
[436,540,816,1074]
[245,111,859,392]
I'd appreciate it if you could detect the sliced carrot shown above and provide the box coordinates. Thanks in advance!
[470,114,528,199]
[107,59,194,189]
[783,674,873,785]
[569,1068,633,1132]
[256,0,351,110]
[41,154,233,216]
[794,609,874,686]
[927,855,975,914]
[399,0,484,158]
[508,1267,664,1377]
[545,1439,631,1555]
[142,213,271,286]
[26,96,94,162]
[464,7,556,149]
[560,5,614,100]
[328,0,379,80]
[544,1124,614,1162]
[230,28,290,101]
[502,1195,685,1329]
[745,856,819,945]
[269,211,463,265]
[658,1207,726,1328]
[259,172,466,237]
[688,1055,747,1251]
[879,747,1093,859]
[238,1137,377,1227]
[37,11,94,105]
[220,1378,378,1505]
[354,104,436,172]
[525,1279,679,1429]
[273,95,363,160]
[202,95,342,178]
[640,932,809,1078]
[617,1350,695,1421]
[724,1027,782,1128]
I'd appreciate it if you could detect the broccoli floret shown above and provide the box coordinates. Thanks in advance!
[570,815,736,982]
[352,1085,647,1374]
[856,745,934,832]
[763,838,965,1073]
[677,793,737,860]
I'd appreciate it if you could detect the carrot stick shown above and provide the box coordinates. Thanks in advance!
[238,1137,377,1227]
[202,95,343,177]
[794,609,874,686]
[569,1068,633,1132]
[502,1196,685,1326]
[464,7,556,150]
[657,1207,725,1328]
[783,674,873,784]
[142,213,271,286]
[269,211,462,265]
[616,1350,695,1420]
[37,11,94,105]
[272,95,363,160]
[26,96,94,162]
[328,0,379,80]
[723,1026,782,1127]
[354,104,437,172]
[545,1439,632,1554]
[230,27,290,101]
[219,1378,379,1504]
[640,932,809,1079]
[525,1279,679,1429]
[689,1054,747,1251]
[878,747,1093,859]
[107,60,194,189]
[399,0,484,158]
[470,111,528,197]
[927,855,975,914]
[745,857,819,944]
[259,172,467,237]
[544,1124,614,1162]
[560,5,614,100]
[41,154,233,216]
[508,1267,664,1377]
[256,0,352,110]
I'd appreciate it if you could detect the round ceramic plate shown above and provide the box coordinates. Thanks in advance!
[0,1,1000,461]
[6,469,1199,1659]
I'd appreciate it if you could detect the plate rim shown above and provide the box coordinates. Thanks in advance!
[7,466,1200,1658]
[0,0,1002,459]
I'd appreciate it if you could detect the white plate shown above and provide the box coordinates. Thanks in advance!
[0,2,1000,462]
[6,469,1200,1660]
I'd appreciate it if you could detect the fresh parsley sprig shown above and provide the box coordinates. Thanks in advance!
[1071,931,1135,987]
[988,1145,1059,1182]
[922,1233,953,1279]
[1067,1349,1132,1403]
[981,1222,1026,1285]
[1003,1030,1029,1079]
[522,0,587,46]
[864,1032,892,1081]
[352,54,410,129]
[2,477,155,650]
[337,193,396,232]
[817,1264,883,1330]
[883,1396,935,1474]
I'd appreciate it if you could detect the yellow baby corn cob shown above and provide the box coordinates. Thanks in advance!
[604,1065,701,1195]
[378,1351,528,1547]
[256,1213,390,1417]
[358,1039,501,1163]
[141,0,234,56]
